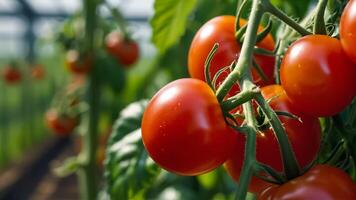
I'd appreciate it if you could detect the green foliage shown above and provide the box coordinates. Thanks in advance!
[95,50,126,94]
[151,0,199,53]
[271,0,315,18]
[104,100,160,199]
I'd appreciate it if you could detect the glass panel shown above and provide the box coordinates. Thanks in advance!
[0,0,20,12]
[106,0,154,17]
[0,39,25,58]
[0,17,26,36]
[26,0,81,14]
[33,19,61,38]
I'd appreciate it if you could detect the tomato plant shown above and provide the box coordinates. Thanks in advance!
[74,0,356,199]
[340,0,356,64]
[105,31,139,67]
[142,78,235,176]
[188,16,275,96]
[225,85,321,193]
[45,109,79,137]
[258,165,356,200]
[65,50,92,74]
[280,35,356,117]
[2,66,21,84]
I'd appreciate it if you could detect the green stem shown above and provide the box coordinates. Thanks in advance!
[235,126,257,200]
[255,17,273,44]
[216,0,264,101]
[261,0,311,36]
[79,76,100,200]
[78,0,99,199]
[254,94,300,179]
[221,87,259,111]
[105,2,130,38]
[235,0,248,32]
[217,1,305,198]
[256,162,286,183]
[313,0,328,34]
[205,43,219,90]
[273,39,287,84]
[232,2,264,200]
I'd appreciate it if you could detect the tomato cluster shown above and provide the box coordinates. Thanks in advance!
[225,85,321,193]
[2,63,47,85]
[280,0,356,117]
[142,1,356,198]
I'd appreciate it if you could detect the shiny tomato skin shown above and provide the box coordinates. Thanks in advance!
[225,85,321,194]
[340,0,356,64]
[105,31,139,66]
[2,67,21,84]
[65,50,92,74]
[142,78,235,176]
[188,16,275,97]
[281,35,356,117]
[258,165,356,200]
[45,109,78,137]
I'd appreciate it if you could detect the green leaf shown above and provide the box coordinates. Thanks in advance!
[151,0,198,52]
[104,100,161,200]
[96,50,126,93]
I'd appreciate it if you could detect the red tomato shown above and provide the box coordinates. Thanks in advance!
[258,165,356,200]
[142,78,235,176]
[45,109,79,137]
[225,85,321,194]
[2,66,21,84]
[188,16,275,97]
[105,31,139,66]
[280,35,356,117]
[340,0,356,64]
[31,64,45,80]
[65,50,92,74]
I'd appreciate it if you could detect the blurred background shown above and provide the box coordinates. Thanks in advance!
[0,0,156,199]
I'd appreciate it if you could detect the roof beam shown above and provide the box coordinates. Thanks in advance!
[16,0,35,17]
